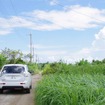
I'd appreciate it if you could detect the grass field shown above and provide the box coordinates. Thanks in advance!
[35,63,105,105]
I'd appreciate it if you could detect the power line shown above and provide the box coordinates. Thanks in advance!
[0,0,29,53]
[9,0,17,15]
[47,0,105,23]
[9,0,22,24]
[0,1,37,63]
[9,0,35,53]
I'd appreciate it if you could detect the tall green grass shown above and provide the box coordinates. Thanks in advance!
[35,74,105,105]
[42,63,105,75]
[35,63,105,105]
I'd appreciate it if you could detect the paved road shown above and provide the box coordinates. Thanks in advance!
[0,74,42,105]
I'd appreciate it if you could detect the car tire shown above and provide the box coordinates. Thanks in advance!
[30,85,32,89]
[25,88,30,93]
[0,89,3,94]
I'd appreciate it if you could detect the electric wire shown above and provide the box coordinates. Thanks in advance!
[9,0,38,62]
[47,0,105,23]
[0,0,29,50]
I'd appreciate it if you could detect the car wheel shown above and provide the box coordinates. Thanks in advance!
[25,88,30,93]
[0,89,3,94]
[30,85,32,89]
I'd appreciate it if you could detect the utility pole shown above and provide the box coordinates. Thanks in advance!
[29,33,32,63]
[33,46,35,62]
[36,54,38,63]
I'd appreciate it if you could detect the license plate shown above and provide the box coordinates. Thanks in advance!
[11,76,16,79]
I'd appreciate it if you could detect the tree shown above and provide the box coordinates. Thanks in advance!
[1,48,24,64]
[76,59,90,66]
[0,54,7,69]
[92,59,102,65]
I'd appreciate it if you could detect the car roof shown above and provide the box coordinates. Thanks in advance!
[3,64,27,67]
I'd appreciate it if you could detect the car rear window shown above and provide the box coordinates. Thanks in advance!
[2,66,25,73]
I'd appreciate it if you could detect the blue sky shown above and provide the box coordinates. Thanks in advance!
[0,0,105,63]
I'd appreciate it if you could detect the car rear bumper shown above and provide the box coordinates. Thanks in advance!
[2,86,24,89]
[0,81,30,90]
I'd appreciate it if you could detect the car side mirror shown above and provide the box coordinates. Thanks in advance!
[28,70,34,75]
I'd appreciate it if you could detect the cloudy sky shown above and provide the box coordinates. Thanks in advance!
[0,0,105,63]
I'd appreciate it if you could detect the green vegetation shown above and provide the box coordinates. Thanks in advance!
[36,74,105,105]
[42,62,105,75]
[0,54,7,69]
[0,48,41,74]
[35,60,105,105]
[1,48,105,105]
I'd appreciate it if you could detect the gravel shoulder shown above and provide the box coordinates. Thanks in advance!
[0,74,42,105]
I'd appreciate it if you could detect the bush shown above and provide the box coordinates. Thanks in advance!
[42,63,59,75]
[0,54,7,69]
[42,63,105,75]
[27,63,39,74]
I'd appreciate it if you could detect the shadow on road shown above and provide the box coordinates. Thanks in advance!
[0,89,29,95]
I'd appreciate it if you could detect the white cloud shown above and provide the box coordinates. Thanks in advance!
[69,27,105,63]
[92,27,105,50]
[23,49,67,63]
[0,5,105,35]
[73,27,105,62]
[0,18,12,35]
[37,50,66,56]
[25,30,105,63]
[43,27,105,63]
[37,56,61,63]
[50,0,59,5]
[33,44,67,49]
[22,26,105,63]
[62,55,94,64]
[94,27,105,40]
[33,46,93,63]
[0,30,12,35]
[66,48,92,62]
[30,5,105,30]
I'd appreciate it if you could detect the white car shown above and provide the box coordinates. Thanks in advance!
[0,64,32,93]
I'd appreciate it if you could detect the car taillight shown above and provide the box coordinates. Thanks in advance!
[20,82,25,85]
[0,83,5,85]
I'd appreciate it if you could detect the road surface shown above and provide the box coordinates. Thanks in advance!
[0,74,42,105]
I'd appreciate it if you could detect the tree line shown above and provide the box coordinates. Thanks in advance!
[1,48,105,71]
